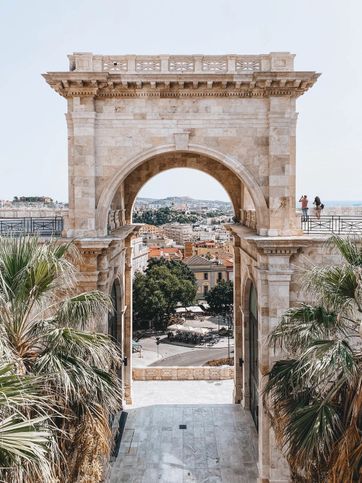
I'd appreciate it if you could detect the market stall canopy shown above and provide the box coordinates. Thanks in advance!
[186,306,204,313]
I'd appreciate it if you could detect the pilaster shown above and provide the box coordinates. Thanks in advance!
[267,97,301,236]
[123,236,133,404]
[233,236,243,403]
[67,96,97,237]
[256,244,298,483]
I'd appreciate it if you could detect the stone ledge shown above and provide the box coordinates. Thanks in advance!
[133,366,234,381]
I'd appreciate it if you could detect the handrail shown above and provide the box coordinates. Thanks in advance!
[0,217,64,237]
[301,215,362,234]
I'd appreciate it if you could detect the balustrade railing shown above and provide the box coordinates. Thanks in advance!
[69,53,295,74]
[301,215,362,235]
[0,217,64,237]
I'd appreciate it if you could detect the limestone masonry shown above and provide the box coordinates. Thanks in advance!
[44,53,323,482]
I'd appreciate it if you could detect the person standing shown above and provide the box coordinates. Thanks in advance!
[313,196,324,219]
[299,195,309,221]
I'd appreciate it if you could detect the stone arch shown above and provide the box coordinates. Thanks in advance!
[95,144,269,235]
[122,154,240,224]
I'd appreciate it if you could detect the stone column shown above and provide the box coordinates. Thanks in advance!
[67,96,97,237]
[267,97,301,236]
[233,237,243,403]
[257,246,296,482]
[123,239,133,404]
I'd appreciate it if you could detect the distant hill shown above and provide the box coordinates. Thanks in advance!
[135,196,232,206]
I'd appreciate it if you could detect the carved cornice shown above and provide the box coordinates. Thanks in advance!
[43,71,319,99]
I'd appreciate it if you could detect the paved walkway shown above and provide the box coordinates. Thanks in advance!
[133,333,233,368]
[148,347,231,367]
[109,381,258,483]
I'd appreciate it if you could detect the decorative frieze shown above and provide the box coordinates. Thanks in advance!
[168,57,194,72]
[135,59,161,72]
[235,58,261,72]
[202,57,227,72]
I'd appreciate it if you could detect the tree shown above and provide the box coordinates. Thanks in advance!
[133,259,197,330]
[264,236,362,482]
[205,280,233,316]
[0,236,121,482]
[133,207,200,226]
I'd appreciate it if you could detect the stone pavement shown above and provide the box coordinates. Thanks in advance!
[109,381,258,483]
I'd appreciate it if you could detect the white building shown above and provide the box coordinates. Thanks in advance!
[162,223,193,244]
[132,237,149,276]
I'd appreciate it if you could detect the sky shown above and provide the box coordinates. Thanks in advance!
[0,0,361,203]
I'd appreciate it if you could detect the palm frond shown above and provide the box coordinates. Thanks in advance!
[329,235,362,267]
[55,291,113,329]
[305,264,358,312]
[285,401,343,480]
[268,304,341,353]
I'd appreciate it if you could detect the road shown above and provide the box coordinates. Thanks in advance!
[148,347,232,366]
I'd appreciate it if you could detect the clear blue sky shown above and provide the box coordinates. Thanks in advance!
[1,0,361,202]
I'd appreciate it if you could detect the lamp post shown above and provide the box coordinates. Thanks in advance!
[156,336,160,359]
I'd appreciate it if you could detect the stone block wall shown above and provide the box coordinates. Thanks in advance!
[132,366,234,381]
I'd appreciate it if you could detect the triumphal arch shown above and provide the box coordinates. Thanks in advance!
[44,53,319,482]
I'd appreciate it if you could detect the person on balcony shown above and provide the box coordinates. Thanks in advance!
[313,196,324,219]
[299,195,309,221]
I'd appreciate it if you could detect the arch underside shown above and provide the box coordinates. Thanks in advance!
[115,152,249,223]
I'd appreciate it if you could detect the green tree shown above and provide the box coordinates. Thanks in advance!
[0,236,121,482]
[205,280,233,316]
[133,259,197,330]
[133,207,200,226]
[264,236,362,482]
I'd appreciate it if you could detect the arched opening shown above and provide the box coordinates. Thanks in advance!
[249,282,259,430]
[126,166,237,403]
[103,148,263,411]
[95,146,268,236]
[108,282,118,340]
[108,279,123,346]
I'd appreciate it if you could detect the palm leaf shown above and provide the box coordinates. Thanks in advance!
[55,291,113,329]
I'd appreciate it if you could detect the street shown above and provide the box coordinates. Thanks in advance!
[149,347,231,367]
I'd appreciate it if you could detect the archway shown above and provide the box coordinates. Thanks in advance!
[96,145,268,236]
[131,167,236,387]
[108,157,246,405]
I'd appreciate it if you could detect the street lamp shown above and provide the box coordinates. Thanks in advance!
[155,336,161,359]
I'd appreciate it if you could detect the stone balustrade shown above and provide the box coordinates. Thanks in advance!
[133,366,234,381]
[107,209,125,233]
[68,52,295,74]
[240,209,257,230]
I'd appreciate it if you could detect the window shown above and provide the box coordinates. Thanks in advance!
[218,272,222,281]
[204,272,208,280]
[203,285,208,295]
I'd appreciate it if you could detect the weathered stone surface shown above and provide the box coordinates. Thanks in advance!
[44,53,321,482]
[133,367,234,381]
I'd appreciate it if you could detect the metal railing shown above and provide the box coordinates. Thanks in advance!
[0,217,64,237]
[302,216,362,235]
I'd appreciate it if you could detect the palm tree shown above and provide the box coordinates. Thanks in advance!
[0,362,55,483]
[0,236,122,482]
[264,236,362,482]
